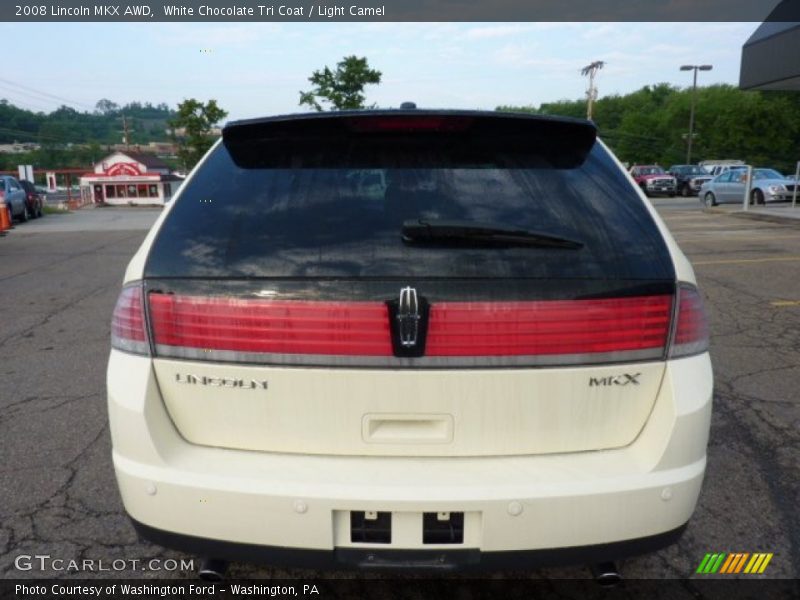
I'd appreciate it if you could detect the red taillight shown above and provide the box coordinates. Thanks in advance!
[140,289,706,365]
[669,285,710,358]
[426,295,672,357]
[149,294,393,357]
[111,285,149,355]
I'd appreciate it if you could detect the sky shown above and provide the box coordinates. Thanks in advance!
[0,22,757,122]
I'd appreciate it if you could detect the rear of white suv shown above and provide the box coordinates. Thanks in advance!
[107,111,712,571]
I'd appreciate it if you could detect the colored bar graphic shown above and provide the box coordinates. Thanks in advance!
[758,554,773,573]
[697,552,774,575]
[719,553,736,573]
[696,553,713,573]
[734,553,749,573]
[744,554,761,574]
[711,552,725,573]
[719,554,736,573]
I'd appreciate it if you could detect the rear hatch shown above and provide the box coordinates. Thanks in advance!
[132,111,681,457]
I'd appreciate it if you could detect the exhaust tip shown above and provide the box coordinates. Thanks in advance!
[590,561,622,587]
[198,558,228,582]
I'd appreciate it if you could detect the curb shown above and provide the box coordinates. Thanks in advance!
[702,208,800,227]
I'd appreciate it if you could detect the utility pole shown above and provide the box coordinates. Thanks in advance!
[121,115,130,149]
[581,61,605,121]
[680,64,713,164]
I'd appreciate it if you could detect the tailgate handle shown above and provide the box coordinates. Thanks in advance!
[362,414,453,444]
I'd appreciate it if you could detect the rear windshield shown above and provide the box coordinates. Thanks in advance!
[145,137,674,281]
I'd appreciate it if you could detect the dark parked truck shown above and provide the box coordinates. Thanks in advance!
[629,165,677,197]
[667,165,713,197]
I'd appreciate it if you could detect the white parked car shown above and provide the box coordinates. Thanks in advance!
[108,109,712,578]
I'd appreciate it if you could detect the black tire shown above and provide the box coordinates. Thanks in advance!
[751,189,765,206]
[20,203,29,222]
[703,192,717,207]
[680,184,691,197]
[36,201,43,218]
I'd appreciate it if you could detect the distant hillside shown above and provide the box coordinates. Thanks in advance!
[0,99,176,146]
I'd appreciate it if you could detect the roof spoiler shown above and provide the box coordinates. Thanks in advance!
[222,110,597,169]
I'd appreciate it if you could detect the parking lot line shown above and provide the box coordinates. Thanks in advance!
[675,234,800,242]
[670,223,746,229]
[771,300,800,307]
[693,256,800,266]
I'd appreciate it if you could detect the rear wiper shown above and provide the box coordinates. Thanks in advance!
[401,219,583,249]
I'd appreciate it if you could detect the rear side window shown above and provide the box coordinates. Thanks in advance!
[145,121,673,281]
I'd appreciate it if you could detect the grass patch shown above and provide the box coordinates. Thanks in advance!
[42,205,72,215]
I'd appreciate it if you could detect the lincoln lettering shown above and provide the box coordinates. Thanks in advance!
[45,5,91,16]
[175,373,268,390]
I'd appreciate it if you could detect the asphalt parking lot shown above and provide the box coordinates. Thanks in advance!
[0,201,798,582]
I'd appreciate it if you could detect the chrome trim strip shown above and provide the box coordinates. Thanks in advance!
[153,344,665,369]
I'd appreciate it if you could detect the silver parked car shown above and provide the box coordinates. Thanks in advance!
[699,168,797,207]
[0,175,30,221]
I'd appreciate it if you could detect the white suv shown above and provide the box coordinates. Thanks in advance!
[107,110,712,574]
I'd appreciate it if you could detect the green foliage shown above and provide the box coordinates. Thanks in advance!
[0,143,104,172]
[299,56,382,111]
[498,84,800,172]
[168,99,228,170]
[0,99,175,146]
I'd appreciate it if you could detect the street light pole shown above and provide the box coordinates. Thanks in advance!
[680,64,712,164]
[581,61,605,121]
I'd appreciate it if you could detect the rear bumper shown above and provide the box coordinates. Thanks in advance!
[108,351,712,569]
[131,517,688,571]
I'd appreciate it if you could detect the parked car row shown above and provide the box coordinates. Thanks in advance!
[627,162,798,206]
[0,175,45,223]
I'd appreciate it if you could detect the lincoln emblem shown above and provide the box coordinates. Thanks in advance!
[396,287,421,347]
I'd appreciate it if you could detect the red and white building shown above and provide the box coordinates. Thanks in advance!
[80,151,183,206]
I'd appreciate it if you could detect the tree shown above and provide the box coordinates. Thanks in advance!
[497,83,800,172]
[168,99,227,169]
[95,99,119,115]
[299,56,382,111]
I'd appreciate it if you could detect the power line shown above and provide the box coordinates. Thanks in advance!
[0,89,54,112]
[0,77,96,112]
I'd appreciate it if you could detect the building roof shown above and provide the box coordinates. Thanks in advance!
[120,151,171,170]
